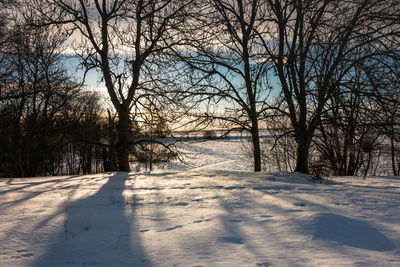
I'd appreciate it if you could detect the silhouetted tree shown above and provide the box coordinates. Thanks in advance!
[175,0,273,171]
[259,0,400,173]
[30,0,193,172]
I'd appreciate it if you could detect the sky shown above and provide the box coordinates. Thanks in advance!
[63,54,283,113]
[63,55,108,96]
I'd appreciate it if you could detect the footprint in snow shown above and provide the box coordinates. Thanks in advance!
[287,209,304,212]
[189,186,206,190]
[217,236,243,244]
[334,201,349,206]
[11,254,34,259]
[224,186,246,190]
[159,225,183,232]
[13,250,34,258]
[256,262,270,267]
[172,202,189,206]
[193,218,213,223]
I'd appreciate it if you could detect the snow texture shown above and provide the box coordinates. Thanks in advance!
[0,139,399,266]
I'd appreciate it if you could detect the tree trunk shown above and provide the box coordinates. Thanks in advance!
[251,120,262,172]
[294,134,311,174]
[117,108,131,172]
[390,130,398,176]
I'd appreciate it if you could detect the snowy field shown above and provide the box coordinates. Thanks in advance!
[1,139,400,266]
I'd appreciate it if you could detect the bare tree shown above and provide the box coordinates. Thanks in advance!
[175,0,273,171]
[371,56,400,176]
[30,0,192,171]
[258,0,400,173]
[0,0,15,98]
[315,71,378,176]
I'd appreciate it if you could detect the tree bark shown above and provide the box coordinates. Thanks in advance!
[390,129,398,176]
[294,133,311,174]
[250,120,262,172]
[116,107,131,172]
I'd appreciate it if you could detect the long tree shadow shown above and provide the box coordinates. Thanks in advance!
[0,175,84,208]
[34,172,151,267]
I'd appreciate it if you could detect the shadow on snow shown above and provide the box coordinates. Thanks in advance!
[311,213,396,252]
[34,172,151,267]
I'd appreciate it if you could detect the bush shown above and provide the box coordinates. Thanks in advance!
[203,130,216,139]
[132,142,177,163]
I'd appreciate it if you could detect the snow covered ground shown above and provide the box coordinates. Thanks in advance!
[1,139,400,266]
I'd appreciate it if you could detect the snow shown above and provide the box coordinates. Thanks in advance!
[1,138,399,266]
